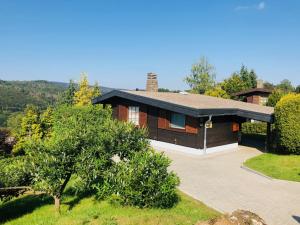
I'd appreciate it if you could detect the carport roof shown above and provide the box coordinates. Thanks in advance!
[93,90,274,123]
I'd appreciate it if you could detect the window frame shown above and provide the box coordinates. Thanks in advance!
[128,106,140,126]
[170,112,186,129]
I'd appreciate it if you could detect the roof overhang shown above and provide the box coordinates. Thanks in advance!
[93,90,274,123]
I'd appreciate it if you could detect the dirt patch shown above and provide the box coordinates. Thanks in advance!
[197,210,267,225]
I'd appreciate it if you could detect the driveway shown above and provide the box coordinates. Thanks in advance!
[155,145,300,225]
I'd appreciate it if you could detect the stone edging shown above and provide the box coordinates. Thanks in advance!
[240,163,273,180]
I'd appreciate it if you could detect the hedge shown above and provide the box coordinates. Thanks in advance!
[275,93,300,154]
[241,122,267,136]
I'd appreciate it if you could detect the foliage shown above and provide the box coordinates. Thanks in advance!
[98,150,180,208]
[240,65,257,89]
[6,112,23,137]
[263,82,275,90]
[0,80,67,127]
[296,85,300,93]
[0,191,219,225]
[26,105,113,210]
[244,153,300,182]
[204,85,230,99]
[266,89,285,107]
[0,128,14,156]
[184,57,216,94]
[57,80,76,106]
[274,93,300,154]
[276,79,294,93]
[221,73,246,97]
[92,81,102,98]
[74,73,94,106]
[0,156,31,188]
[241,122,267,135]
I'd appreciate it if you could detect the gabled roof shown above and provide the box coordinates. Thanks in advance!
[233,88,272,96]
[93,90,274,123]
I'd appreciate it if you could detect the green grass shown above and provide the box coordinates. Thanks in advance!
[0,191,220,225]
[244,153,300,182]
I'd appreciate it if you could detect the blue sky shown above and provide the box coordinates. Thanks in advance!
[0,0,299,90]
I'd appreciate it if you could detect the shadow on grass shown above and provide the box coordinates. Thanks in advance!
[63,187,95,211]
[0,194,52,223]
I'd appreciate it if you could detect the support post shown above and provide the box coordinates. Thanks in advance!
[204,115,212,154]
[265,122,271,152]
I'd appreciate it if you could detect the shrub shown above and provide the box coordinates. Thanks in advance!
[275,93,300,154]
[266,89,285,107]
[98,150,180,208]
[241,122,267,135]
[0,156,31,190]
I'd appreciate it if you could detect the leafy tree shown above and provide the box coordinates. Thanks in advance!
[296,85,300,93]
[204,85,230,99]
[27,105,113,211]
[263,82,275,90]
[266,89,285,107]
[92,81,101,98]
[184,57,216,94]
[276,79,294,93]
[275,93,300,154]
[221,73,246,97]
[7,112,24,137]
[12,105,43,155]
[57,80,76,106]
[40,106,54,139]
[74,73,94,106]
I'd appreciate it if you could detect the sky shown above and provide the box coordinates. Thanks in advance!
[0,0,299,90]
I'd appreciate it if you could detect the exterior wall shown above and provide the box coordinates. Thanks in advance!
[245,92,270,105]
[104,97,240,149]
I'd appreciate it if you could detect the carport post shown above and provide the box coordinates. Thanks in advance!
[204,115,212,154]
[265,122,271,152]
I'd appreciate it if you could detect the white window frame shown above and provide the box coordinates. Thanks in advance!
[128,106,139,125]
[170,112,185,129]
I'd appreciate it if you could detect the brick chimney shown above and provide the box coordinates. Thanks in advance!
[146,72,158,92]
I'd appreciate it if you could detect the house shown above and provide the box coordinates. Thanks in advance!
[93,74,274,153]
[233,80,272,105]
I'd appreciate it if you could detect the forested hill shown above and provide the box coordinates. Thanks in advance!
[0,80,113,127]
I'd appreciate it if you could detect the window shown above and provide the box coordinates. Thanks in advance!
[170,113,185,129]
[128,106,139,125]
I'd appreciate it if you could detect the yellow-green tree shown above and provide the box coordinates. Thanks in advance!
[204,86,230,99]
[92,81,101,98]
[74,73,94,106]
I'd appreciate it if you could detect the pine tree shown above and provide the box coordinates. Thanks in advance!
[92,81,101,98]
[74,73,94,106]
[57,80,76,106]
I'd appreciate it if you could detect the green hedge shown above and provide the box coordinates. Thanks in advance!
[275,93,300,154]
[242,122,267,135]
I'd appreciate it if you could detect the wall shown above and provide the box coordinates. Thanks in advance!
[103,97,239,149]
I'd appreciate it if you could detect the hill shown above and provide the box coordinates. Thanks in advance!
[0,80,113,127]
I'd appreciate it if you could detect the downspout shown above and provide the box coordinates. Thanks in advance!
[203,115,212,154]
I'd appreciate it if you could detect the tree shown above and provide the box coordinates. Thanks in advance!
[263,82,275,90]
[240,65,257,89]
[12,105,42,155]
[57,80,76,106]
[92,81,101,98]
[276,79,294,93]
[266,89,285,107]
[74,73,94,106]
[204,85,230,99]
[274,93,300,154]
[296,85,300,93]
[184,57,216,94]
[221,73,246,97]
[27,105,113,211]
[40,106,54,139]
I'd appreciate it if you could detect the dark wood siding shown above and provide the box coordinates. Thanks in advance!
[102,96,239,149]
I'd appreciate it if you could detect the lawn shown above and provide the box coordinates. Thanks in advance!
[244,153,300,182]
[0,191,220,225]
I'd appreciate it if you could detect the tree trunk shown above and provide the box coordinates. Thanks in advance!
[54,196,61,213]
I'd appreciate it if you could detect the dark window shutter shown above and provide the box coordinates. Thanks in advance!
[118,104,128,121]
[139,105,147,128]
[158,109,168,129]
[186,116,198,134]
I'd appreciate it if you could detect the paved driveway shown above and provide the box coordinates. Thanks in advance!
[156,146,300,225]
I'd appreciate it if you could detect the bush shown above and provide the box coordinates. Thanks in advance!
[275,93,300,154]
[266,89,285,107]
[98,150,180,208]
[0,156,31,188]
[241,122,267,135]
